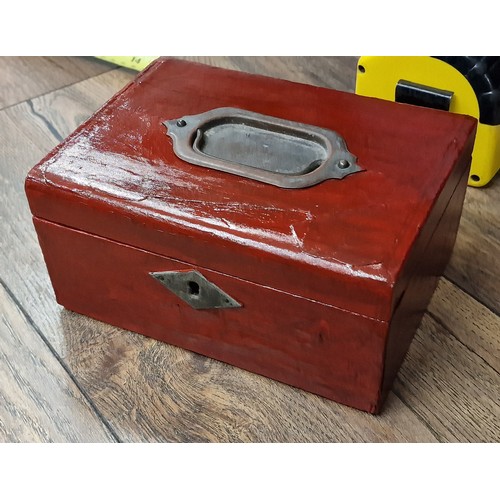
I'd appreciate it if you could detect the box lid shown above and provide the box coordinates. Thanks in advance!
[25,58,476,321]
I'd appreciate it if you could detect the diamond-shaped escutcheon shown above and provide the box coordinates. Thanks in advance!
[150,270,241,310]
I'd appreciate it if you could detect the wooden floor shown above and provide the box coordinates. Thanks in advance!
[1,57,499,442]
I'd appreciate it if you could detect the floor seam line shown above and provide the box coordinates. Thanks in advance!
[427,310,500,378]
[391,388,444,442]
[442,275,500,317]
[0,276,122,442]
[0,65,119,113]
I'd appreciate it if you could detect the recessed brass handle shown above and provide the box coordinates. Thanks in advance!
[164,107,362,189]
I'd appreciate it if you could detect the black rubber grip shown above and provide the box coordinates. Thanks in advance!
[433,56,500,125]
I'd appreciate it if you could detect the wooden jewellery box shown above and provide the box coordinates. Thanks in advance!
[25,58,477,413]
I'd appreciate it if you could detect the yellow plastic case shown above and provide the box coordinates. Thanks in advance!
[355,56,500,187]
[96,56,158,72]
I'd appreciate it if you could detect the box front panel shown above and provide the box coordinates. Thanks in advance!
[33,217,388,413]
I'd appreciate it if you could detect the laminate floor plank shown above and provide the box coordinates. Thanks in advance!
[59,308,439,442]
[1,57,499,442]
[178,56,358,92]
[0,56,117,110]
[395,313,500,442]
[428,278,500,373]
[445,177,500,315]
[0,69,137,352]
[0,283,116,442]
[463,173,500,236]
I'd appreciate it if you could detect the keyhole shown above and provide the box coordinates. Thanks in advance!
[187,280,200,296]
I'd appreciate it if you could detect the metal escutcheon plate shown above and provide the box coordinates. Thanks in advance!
[164,107,362,189]
[151,270,241,310]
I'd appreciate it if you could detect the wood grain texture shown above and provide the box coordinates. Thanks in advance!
[445,176,500,315]
[428,278,500,372]
[58,309,437,442]
[1,57,499,442]
[395,313,500,442]
[178,56,359,92]
[0,284,115,442]
[0,69,136,352]
[0,56,117,110]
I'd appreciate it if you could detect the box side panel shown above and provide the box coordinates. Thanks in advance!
[379,165,470,409]
[389,130,476,315]
[33,217,388,414]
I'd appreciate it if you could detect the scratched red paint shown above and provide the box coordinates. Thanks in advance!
[25,59,476,413]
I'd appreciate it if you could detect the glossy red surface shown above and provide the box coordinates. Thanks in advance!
[25,59,476,412]
[25,58,477,321]
[34,217,387,413]
[381,167,471,403]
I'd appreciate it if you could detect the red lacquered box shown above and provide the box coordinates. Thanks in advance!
[25,58,476,413]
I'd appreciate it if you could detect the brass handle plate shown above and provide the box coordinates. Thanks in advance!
[164,107,362,189]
